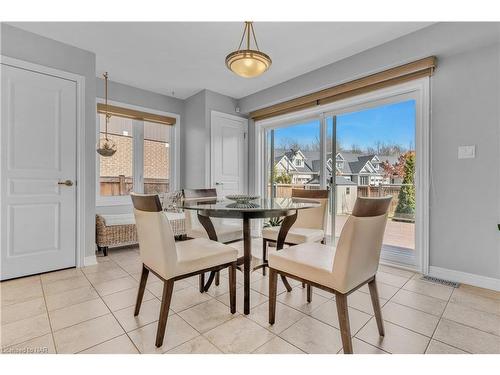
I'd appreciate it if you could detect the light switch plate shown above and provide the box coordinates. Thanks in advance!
[458,145,476,159]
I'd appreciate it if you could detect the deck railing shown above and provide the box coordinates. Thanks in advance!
[267,183,414,220]
[100,175,169,196]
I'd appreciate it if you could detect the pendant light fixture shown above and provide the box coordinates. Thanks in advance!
[96,72,117,157]
[225,21,272,78]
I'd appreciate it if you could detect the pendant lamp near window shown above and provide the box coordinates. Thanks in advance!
[96,72,117,157]
[225,21,272,78]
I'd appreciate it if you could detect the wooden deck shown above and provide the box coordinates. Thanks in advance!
[329,214,415,250]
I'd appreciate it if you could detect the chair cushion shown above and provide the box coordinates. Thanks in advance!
[100,213,135,226]
[268,242,341,291]
[187,223,243,243]
[174,238,238,278]
[261,226,324,244]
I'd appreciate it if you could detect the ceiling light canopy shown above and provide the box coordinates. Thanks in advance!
[225,21,271,78]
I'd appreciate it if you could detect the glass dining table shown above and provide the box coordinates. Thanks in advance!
[181,197,320,315]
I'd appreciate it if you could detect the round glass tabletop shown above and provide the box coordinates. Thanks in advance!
[181,197,319,218]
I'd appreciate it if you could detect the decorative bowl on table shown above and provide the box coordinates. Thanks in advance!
[225,195,260,208]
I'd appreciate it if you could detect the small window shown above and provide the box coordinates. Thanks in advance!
[96,103,176,204]
[98,115,134,197]
[346,187,350,195]
[143,121,170,194]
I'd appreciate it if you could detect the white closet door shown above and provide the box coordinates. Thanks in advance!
[1,63,77,280]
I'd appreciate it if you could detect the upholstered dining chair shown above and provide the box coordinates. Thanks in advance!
[261,189,329,298]
[131,193,237,348]
[182,188,243,292]
[267,196,392,354]
[261,189,329,270]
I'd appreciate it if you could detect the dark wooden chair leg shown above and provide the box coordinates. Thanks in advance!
[134,265,149,316]
[155,279,174,348]
[335,292,353,354]
[199,273,205,293]
[228,262,237,314]
[269,268,278,325]
[215,271,220,286]
[368,278,385,336]
[203,271,216,292]
[280,275,293,292]
[262,239,267,276]
[103,246,108,256]
[306,284,312,303]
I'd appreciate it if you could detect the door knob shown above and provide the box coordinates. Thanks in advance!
[215,182,224,186]
[58,180,73,187]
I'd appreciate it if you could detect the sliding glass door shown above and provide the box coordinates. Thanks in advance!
[266,119,322,199]
[326,99,417,265]
[261,87,424,269]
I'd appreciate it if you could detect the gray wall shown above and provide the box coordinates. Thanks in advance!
[1,23,97,259]
[183,90,207,188]
[182,89,246,188]
[430,43,499,278]
[96,77,184,115]
[238,22,500,280]
[95,78,184,215]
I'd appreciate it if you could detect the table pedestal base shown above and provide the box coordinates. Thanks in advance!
[197,210,298,315]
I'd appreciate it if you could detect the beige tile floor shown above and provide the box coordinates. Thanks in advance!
[1,239,500,354]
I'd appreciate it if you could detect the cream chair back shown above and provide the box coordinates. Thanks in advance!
[291,189,329,231]
[182,189,218,233]
[331,196,392,293]
[131,193,177,280]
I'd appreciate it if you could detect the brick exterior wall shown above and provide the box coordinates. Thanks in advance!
[144,139,169,179]
[100,134,133,177]
[99,134,169,179]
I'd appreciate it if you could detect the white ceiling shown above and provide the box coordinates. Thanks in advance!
[10,22,433,99]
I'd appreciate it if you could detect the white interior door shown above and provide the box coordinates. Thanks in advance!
[210,111,247,196]
[1,63,77,280]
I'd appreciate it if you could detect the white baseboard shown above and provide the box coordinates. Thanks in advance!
[83,255,98,267]
[429,266,500,292]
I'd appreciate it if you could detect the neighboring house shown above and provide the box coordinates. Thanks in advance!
[274,149,318,184]
[273,148,400,187]
[330,152,392,186]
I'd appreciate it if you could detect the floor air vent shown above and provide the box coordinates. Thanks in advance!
[421,275,460,288]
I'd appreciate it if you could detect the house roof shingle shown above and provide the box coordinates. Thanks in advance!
[275,148,401,177]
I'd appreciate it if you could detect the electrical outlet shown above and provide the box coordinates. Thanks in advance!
[458,145,476,159]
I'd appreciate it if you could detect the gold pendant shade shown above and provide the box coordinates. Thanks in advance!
[225,22,272,78]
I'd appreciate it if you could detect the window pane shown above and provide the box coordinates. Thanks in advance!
[269,120,321,198]
[329,99,416,253]
[143,121,170,194]
[99,115,133,196]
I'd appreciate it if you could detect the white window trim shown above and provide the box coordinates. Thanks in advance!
[95,99,180,207]
[254,78,430,274]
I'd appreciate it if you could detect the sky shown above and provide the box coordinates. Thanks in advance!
[274,99,416,151]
